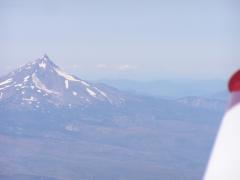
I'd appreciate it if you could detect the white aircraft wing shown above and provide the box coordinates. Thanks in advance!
[204,70,240,180]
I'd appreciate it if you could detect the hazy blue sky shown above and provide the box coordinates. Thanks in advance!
[0,0,239,80]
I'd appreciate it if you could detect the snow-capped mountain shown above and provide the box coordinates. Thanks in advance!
[0,55,125,109]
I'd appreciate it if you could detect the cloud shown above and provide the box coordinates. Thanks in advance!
[97,64,108,69]
[97,64,137,72]
[117,64,137,71]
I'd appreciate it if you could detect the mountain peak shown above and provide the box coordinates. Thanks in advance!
[43,54,49,60]
[34,54,57,70]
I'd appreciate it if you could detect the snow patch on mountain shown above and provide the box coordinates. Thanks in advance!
[39,61,47,69]
[24,76,30,83]
[15,84,23,87]
[94,87,107,98]
[0,78,13,86]
[0,85,11,91]
[81,81,90,87]
[86,88,96,97]
[54,67,80,82]
[32,73,59,95]
[65,80,69,89]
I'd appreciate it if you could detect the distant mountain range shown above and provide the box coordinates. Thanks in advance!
[99,79,228,99]
[0,55,227,180]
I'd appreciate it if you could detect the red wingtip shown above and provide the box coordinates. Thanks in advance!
[229,70,240,92]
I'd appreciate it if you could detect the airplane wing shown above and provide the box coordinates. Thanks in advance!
[204,70,240,180]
